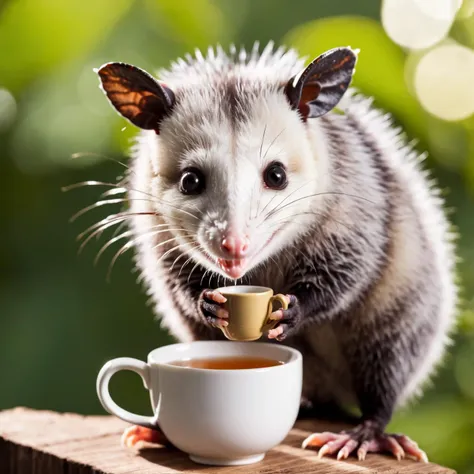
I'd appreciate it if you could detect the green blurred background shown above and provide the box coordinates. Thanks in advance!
[1,0,474,471]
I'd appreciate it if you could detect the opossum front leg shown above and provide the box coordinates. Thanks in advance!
[302,328,429,462]
[268,231,380,341]
[197,289,229,329]
[267,294,301,341]
[267,280,333,341]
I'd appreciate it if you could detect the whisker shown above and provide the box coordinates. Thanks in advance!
[151,236,190,253]
[169,252,186,273]
[264,210,372,248]
[73,195,201,223]
[260,179,315,221]
[62,180,119,192]
[259,171,336,220]
[250,174,262,221]
[264,191,376,222]
[94,230,133,264]
[78,222,178,253]
[262,128,285,161]
[111,220,128,238]
[258,191,279,223]
[78,215,165,254]
[259,124,267,159]
[209,271,218,288]
[95,227,193,265]
[261,211,322,230]
[71,151,130,171]
[77,212,158,241]
[78,219,130,253]
[63,180,202,221]
[200,268,211,287]
[70,198,128,222]
[187,260,202,284]
[178,254,197,279]
[107,235,183,281]
[71,196,190,223]
[159,242,199,267]
[101,187,127,198]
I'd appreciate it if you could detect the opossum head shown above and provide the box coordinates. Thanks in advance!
[97,43,357,280]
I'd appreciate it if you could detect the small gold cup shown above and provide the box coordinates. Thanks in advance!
[216,286,288,341]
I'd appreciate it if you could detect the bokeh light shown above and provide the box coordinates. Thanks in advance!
[413,0,462,20]
[382,0,458,49]
[414,42,474,121]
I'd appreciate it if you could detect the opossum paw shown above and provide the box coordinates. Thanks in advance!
[267,294,301,341]
[301,422,428,462]
[199,289,229,329]
[121,425,170,449]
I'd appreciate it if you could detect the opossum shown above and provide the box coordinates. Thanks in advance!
[91,42,458,461]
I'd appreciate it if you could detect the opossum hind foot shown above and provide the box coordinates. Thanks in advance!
[301,421,428,462]
[121,425,171,449]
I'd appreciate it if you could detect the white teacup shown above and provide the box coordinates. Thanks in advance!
[96,341,302,466]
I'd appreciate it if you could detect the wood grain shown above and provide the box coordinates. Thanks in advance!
[0,407,455,473]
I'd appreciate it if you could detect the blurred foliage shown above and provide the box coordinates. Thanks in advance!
[0,0,473,472]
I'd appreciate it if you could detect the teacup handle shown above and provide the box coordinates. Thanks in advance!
[262,294,289,332]
[96,357,156,429]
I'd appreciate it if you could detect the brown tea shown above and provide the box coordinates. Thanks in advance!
[169,356,284,370]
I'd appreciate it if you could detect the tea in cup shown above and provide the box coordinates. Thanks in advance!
[96,341,302,466]
[216,285,288,341]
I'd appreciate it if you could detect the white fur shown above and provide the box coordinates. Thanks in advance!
[158,42,306,89]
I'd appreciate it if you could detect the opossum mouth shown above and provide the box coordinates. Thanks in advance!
[203,228,282,279]
[217,258,247,279]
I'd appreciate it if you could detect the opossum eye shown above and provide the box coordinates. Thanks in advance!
[179,168,206,195]
[263,162,288,190]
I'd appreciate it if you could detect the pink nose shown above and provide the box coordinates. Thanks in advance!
[221,234,249,258]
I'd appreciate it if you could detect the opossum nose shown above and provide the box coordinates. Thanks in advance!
[221,234,249,258]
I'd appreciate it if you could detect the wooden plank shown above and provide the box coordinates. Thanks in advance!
[0,407,455,474]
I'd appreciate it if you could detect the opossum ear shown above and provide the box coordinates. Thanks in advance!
[95,62,175,132]
[285,47,357,120]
